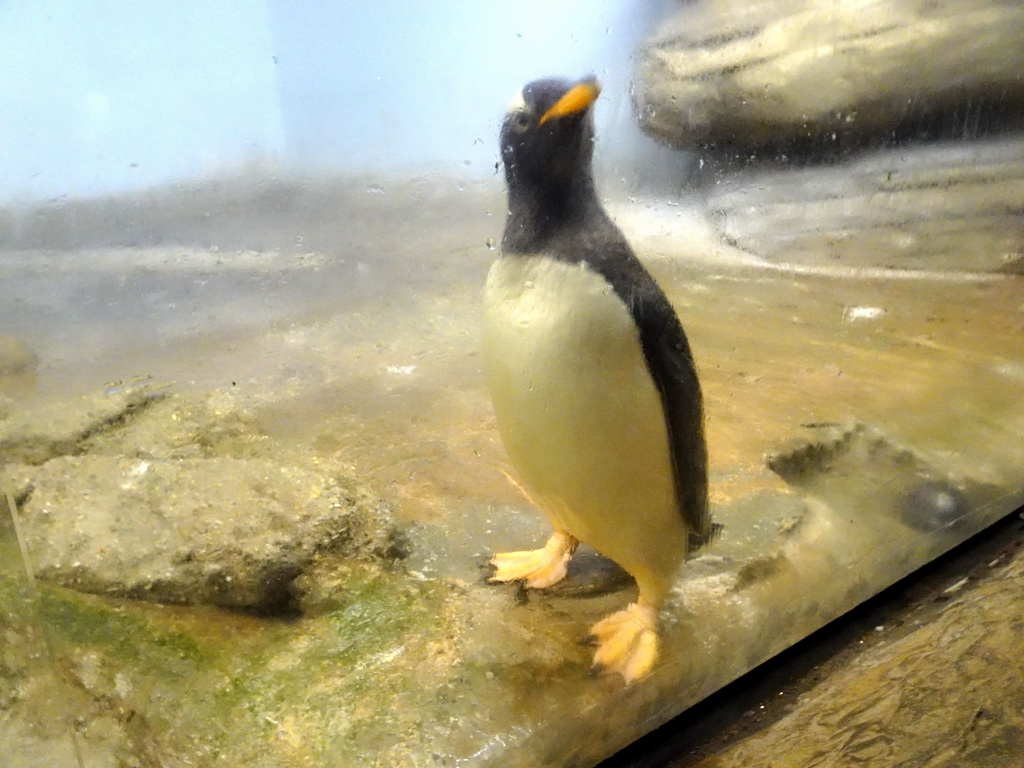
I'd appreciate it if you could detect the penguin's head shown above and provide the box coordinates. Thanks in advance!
[500,76,601,192]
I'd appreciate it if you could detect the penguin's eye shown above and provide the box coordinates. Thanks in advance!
[511,110,532,133]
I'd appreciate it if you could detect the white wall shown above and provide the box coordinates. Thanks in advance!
[0,0,671,203]
[0,0,286,202]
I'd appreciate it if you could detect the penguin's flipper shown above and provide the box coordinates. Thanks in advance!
[589,601,660,684]
[489,531,578,589]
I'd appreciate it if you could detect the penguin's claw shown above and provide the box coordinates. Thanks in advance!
[489,531,577,589]
[589,602,660,684]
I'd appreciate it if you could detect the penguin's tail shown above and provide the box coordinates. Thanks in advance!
[687,521,723,552]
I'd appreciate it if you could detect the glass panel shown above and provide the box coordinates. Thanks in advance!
[2,1,1021,766]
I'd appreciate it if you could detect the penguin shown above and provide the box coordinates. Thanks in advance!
[482,76,710,684]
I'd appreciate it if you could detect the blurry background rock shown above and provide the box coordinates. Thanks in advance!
[634,0,1024,150]
[633,0,1024,272]
[704,137,1024,273]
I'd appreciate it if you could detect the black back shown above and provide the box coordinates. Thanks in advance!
[499,78,711,541]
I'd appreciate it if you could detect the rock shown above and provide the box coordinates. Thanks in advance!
[634,0,1024,149]
[17,456,405,614]
[0,463,33,521]
[899,480,969,532]
[0,379,168,464]
[767,422,999,536]
[704,136,1024,271]
[81,389,269,460]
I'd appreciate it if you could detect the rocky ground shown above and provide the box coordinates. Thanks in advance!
[1,169,1021,766]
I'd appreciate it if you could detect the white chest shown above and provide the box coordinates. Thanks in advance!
[483,255,634,366]
[481,255,675,544]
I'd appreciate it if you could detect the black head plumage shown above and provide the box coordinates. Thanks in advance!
[500,77,603,253]
[500,77,599,197]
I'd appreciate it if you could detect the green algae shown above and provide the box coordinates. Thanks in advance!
[227,577,444,756]
[37,590,205,669]
[0,565,209,679]
[1,534,452,766]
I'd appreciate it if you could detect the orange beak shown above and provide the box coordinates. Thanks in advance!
[538,78,602,125]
